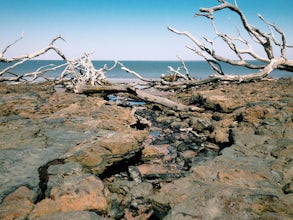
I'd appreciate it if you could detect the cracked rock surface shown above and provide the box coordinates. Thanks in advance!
[0,78,292,219]
[0,83,147,215]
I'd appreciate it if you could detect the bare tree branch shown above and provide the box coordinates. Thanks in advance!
[168,0,292,78]
[74,82,204,112]
[177,55,192,80]
[257,14,292,57]
[24,63,67,82]
[168,26,266,69]
[118,62,159,83]
[0,35,67,82]
[60,54,118,87]
[0,33,24,59]
[0,35,66,63]
[167,66,189,81]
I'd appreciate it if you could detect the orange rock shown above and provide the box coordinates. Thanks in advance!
[29,175,110,219]
[142,144,169,160]
[217,169,266,188]
[0,186,35,220]
[136,163,182,179]
[180,150,197,160]
[211,127,230,144]
[66,130,147,175]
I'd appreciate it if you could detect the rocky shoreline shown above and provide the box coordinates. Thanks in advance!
[0,78,292,219]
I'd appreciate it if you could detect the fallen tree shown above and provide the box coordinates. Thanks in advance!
[0,0,292,112]
[73,0,293,103]
[0,35,67,82]
[0,35,117,86]
[167,0,292,85]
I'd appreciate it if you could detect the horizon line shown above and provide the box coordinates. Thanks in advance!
[32,58,261,62]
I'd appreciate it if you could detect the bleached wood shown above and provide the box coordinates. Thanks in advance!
[0,35,66,63]
[0,35,67,82]
[177,55,192,80]
[1,1,292,113]
[132,87,203,111]
[73,83,204,112]
[168,0,292,77]
[118,62,159,83]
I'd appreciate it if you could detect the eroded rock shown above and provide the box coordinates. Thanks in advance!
[1,78,292,219]
[29,175,110,219]
[0,186,35,220]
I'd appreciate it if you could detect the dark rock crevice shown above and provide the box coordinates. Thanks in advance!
[36,158,65,203]
[98,150,143,180]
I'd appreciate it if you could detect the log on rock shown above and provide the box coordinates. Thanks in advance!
[73,84,204,112]
[74,84,129,94]
[130,88,204,112]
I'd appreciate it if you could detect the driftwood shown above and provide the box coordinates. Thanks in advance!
[0,34,118,87]
[0,0,292,112]
[74,83,204,112]
[60,54,118,86]
[168,0,292,80]
[0,35,67,82]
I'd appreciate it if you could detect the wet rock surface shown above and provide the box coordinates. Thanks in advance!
[0,78,292,219]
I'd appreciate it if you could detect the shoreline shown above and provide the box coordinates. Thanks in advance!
[1,60,291,83]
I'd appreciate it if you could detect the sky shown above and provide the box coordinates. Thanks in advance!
[1,0,293,60]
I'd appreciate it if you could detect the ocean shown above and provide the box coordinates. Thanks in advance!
[0,60,291,81]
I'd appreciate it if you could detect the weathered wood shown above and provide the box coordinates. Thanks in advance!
[61,54,117,87]
[129,87,204,112]
[74,84,129,94]
[118,62,160,83]
[1,0,292,114]
[0,35,67,81]
[73,84,204,112]
[0,35,66,63]
[168,0,293,77]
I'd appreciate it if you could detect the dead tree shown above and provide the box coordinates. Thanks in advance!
[168,0,292,83]
[61,0,293,111]
[0,35,117,87]
[1,0,292,112]
[0,35,195,111]
[0,35,67,82]
[59,53,118,90]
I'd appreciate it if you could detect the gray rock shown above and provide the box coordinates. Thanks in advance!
[128,166,142,183]
[283,182,293,194]
[190,116,213,132]
[46,161,84,197]
[170,121,189,130]
[0,118,98,202]
[131,182,153,199]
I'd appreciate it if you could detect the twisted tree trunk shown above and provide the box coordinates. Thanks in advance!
[168,0,292,81]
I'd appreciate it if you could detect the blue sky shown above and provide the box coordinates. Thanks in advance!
[1,0,292,60]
